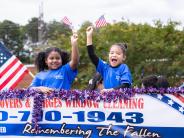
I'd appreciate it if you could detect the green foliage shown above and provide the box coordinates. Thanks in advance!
[25,18,39,43]
[46,21,71,40]
[0,18,184,88]
[0,20,27,61]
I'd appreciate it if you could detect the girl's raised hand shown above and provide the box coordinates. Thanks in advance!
[71,32,78,47]
[86,26,93,37]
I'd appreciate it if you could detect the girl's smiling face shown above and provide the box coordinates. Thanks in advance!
[45,51,62,70]
[109,45,126,67]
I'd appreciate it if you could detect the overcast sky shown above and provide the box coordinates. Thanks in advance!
[1,0,184,29]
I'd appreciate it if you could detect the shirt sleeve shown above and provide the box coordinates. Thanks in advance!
[120,65,132,85]
[96,59,107,77]
[65,63,78,83]
[113,65,132,89]
[87,45,99,67]
[29,74,41,87]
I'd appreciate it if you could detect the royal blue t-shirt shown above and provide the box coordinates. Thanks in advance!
[97,59,132,89]
[30,63,77,90]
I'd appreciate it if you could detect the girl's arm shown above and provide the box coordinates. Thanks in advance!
[86,26,99,67]
[87,45,99,66]
[69,32,79,70]
[30,86,54,93]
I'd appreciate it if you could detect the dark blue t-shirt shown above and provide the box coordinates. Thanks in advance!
[30,63,77,90]
[97,59,132,89]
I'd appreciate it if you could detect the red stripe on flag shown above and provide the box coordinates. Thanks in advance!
[0,64,24,90]
[173,93,184,103]
[0,58,18,77]
[10,70,28,89]
[0,42,30,90]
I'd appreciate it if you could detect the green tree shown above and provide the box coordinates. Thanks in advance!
[24,17,39,43]
[0,20,26,60]
[46,20,72,50]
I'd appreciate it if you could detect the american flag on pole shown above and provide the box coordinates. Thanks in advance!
[62,16,73,28]
[0,42,29,91]
[95,15,108,28]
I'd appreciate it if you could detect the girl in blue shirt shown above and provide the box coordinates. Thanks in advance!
[86,26,132,93]
[29,33,79,93]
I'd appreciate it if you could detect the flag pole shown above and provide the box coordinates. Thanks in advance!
[29,71,35,78]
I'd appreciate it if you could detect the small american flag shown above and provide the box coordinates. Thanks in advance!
[95,15,107,28]
[62,16,72,28]
[0,42,29,91]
